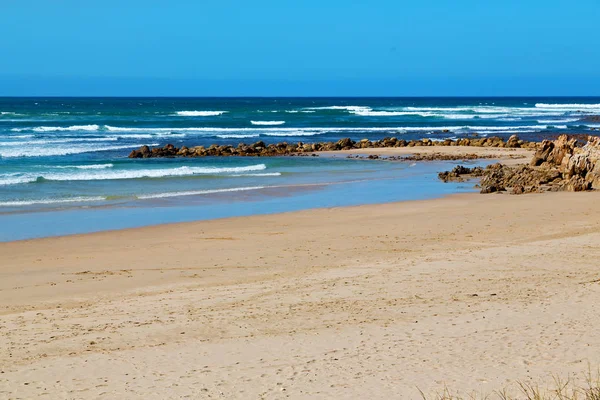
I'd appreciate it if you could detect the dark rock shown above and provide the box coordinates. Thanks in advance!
[438,165,484,183]
[127,136,538,159]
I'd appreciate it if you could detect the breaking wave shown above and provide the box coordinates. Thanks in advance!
[175,111,227,117]
[15,125,101,132]
[52,163,115,170]
[535,103,600,110]
[0,143,159,158]
[0,164,268,185]
[251,121,286,126]
[306,106,371,113]
[216,134,261,139]
[0,196,107,207]
[137,186,266,199]
[537,118,581,124]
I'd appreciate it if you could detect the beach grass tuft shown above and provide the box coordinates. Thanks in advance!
[419,368,600,400]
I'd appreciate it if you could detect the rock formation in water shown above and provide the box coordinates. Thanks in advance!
[128,135,536,158]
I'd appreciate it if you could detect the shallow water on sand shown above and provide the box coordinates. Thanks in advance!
[0,158,484,241]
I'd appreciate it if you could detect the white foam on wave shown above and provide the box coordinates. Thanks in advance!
[6,134,34,139]
[537,118,581,124]
[102,124,567,137]
[216,134,261,139]
[496,117,523,121]
[262,130,327,137]
[32,125,101,132]
[350,110,476,119]
[1,137,119,146]
[102,125,402,134]
[438,114,477,119]
[401,106,595,116]
[411,124,566,132]
[0,164,268,185]
[106,126,192,133]
[404,106,504,113]
[230,172,282,177]
[0,196,106,207]
[307,106,372,113]
[11,125,187,138]
[137,186,266,200]
[114,132,187,139]
[11,125,101,133]
[352,110,423,117]
[536,103,600,110]
[328,105,582,119]
[109,133,154,139]
[402,106,548,114]
[52,163,115,170]
[0,175,33,186]
[0,143,159,158]
[251,121,286,126]
[175,111,227,117]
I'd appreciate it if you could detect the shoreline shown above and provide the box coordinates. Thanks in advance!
[2,191,600,397]
[1,148,512,241]
[0,191,473,244]
[6,132,599,242]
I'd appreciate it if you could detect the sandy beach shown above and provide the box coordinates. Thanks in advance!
[3,0,599,397]
[2,187,600,399]
[325,144,535,165]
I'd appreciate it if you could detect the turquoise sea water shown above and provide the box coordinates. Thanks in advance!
[1,97,599,241]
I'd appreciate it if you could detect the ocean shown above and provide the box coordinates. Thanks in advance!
[1,97,599,240]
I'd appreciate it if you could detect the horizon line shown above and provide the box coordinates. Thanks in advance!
[2,95,600,99]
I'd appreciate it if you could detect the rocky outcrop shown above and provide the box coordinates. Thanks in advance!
[438,166,484,183]
[346,153,498,162]
[439,135,600,194]
[128,135,537,158]
[478,163,562,194]
[530,135,577,167]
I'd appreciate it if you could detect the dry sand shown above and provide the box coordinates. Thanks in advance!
[2,190,600,398]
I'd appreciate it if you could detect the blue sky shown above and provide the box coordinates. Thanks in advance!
[1,0,599,96]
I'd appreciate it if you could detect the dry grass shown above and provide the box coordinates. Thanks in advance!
[420,368,600,400]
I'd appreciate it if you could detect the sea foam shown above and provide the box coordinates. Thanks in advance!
[0,137,119,146]
[216,134,261,139]
[0,143,159,158]
[535,103,600,110]
[537,118,581,124]
[53,163,115,170]
[85,124,574,139]
[137,186,266,199]
[0,164,268,185]
[31,125,101,132]
[306,106,372,113]
[0,196,106,207]
[175,111,227,117]
[251,121,286,126]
